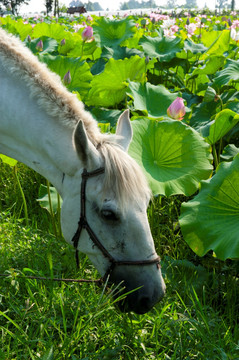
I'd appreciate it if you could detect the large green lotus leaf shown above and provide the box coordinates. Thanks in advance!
[101,46,143,60]
[67,39,99,57]
[220,144,239,162]
[93,17,135,47]
[129,118,213,196]
[192,55,225,76]
[121,28,144,49]
[86,56,145,107]
[213,59,239,88]
[13,22,33,41]
[0,17,33,40]
[184,38,208,55]
[189,101,218,132]
[39,55,93,99]
[29,37,58,55]
[185,73,209,95]
[90,108,122,128]
[127,82,178,118]
[139,34,183,62]
[32,23,66,41]
[179,154,239,260]
[200,29,219,47]
[204,29,230,57]
[204,109,239,145]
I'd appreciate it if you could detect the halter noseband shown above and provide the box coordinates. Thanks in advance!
[71,167,161,281]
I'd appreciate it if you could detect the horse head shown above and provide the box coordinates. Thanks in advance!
[60,110,166,314]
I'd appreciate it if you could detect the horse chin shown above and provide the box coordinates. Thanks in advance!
[114,296,154,315]
[109,266,166,314]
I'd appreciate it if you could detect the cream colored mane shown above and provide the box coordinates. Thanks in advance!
[0,28,151,210]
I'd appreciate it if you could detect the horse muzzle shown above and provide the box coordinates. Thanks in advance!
[109,264,166,314]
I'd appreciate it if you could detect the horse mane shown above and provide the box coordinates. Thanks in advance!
[0,27,100,144]
[0,28,151,211]
[98,140,152,211]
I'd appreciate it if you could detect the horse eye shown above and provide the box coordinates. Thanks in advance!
[101,210,118,222]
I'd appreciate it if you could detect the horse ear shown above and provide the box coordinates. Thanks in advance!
[73,121,100,168]
[116,109,133,152]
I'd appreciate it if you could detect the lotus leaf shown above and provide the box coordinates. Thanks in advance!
[213,59,239,88]
[179,154,239,260]
[129,118,213,196]
[39,55,93,99]
[86,56,145,107]
[127,82,178,118]
[139,34,183,62]
[93,17,136,47]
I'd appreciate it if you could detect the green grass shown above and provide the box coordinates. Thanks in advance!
[0,162,239,359]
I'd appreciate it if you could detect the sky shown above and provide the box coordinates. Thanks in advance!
[18,0,228,14]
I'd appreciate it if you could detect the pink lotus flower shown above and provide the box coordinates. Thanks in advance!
[167,97,185,121]
[81,26,93,42]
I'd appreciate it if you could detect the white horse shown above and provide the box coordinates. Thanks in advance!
[0,28,165,314]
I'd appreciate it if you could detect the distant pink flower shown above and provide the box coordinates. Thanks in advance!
[87,15,93,22]
[185,23,198,36]
[167,98,185,121]
[171,25,179,33]
[164,28,176,39]
[232,20,239,29]
[159,14,169,21]
[81,26,93,41]
[161,18,176,29]
[73,24,84,32]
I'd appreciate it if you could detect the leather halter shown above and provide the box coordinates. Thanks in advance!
[71,167,161,281]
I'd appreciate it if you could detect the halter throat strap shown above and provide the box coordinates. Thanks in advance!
[71,167,160,280]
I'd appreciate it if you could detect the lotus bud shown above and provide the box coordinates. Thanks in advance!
[27,35,31,43]
[186,17,190,25]
[167,97,185,121]
[81,26,93,41]
[63,70,71,85]
[36,40,43,52]
[145,55,149,64]
[60,38,66,46]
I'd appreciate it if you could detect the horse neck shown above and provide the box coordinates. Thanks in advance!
[0,64,82,196]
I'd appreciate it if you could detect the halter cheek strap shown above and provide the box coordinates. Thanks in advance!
[71,168,160,281]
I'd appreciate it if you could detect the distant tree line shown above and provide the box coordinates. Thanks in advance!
[120,0,158,10]
[0,0,236,16]
[69,1,103,11]
[119,0,235,10]
[0,0,28,14]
